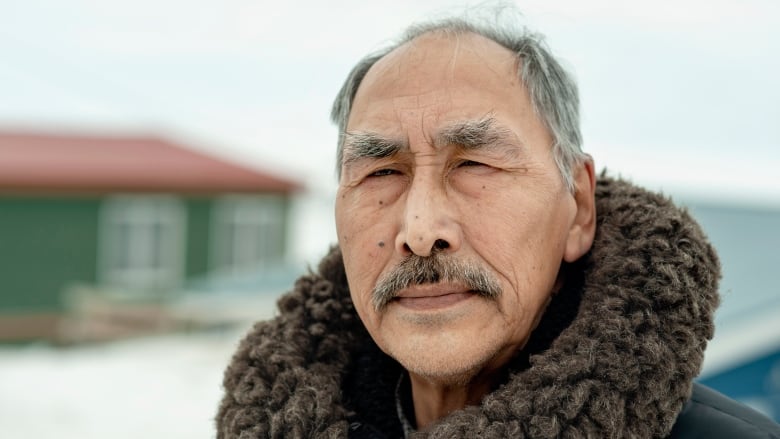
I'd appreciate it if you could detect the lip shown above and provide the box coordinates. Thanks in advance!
[392,284,476,311]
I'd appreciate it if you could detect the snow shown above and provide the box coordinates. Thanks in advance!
[0,328,251,439]
[1,297,776,437]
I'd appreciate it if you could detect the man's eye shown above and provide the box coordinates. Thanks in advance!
[369,169,397,177]
[459,160,486,167]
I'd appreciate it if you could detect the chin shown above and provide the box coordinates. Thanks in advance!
[386,332,504,387]
[403,358,481,387]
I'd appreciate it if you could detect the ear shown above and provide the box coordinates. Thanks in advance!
[563,157,596,263]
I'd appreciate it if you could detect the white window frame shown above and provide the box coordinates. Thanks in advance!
[98,195,186,290]
[210,195,284,275]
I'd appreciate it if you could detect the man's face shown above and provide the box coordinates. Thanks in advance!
[335,32,594,384]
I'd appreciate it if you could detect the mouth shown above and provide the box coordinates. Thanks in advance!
[392,287,477,311]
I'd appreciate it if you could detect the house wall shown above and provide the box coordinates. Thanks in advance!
[0,193,293,341]
[0,194,292,310]
[184,197,212,278]
[0,197,100,312]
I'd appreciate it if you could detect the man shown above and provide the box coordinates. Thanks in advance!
[217,13,780,438]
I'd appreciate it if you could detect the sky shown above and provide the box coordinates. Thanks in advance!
[1,0,778,261]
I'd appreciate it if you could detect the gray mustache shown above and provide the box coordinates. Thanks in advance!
[371,253,502,311]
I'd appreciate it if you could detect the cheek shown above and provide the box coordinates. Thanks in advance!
[335,188,399,322]
[337,172,409,240]
[457,189,532,252]
[336,175,405,231]
[457,188,565,321]
[336,196,393,257]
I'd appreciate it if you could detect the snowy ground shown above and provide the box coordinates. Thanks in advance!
[0,327,251,439]
[2,291,777,438]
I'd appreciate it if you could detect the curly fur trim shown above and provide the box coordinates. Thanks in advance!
[216,176,720,438]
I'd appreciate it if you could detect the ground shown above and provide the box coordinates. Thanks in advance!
[0,329,246,439]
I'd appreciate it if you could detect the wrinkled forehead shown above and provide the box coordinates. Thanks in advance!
[351,31,522,115]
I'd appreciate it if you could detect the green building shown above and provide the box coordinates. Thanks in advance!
[0,131,301,341]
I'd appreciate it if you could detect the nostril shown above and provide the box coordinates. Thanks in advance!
[433,239,449,250]
[403,243,412,253]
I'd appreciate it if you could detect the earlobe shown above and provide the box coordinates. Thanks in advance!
[563,158,597,263]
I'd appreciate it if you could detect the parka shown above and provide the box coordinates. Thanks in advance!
[217,177,780,438]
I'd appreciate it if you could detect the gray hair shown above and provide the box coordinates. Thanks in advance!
[330,10,588,192]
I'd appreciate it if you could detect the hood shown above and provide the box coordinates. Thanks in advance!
[217,176,720,438]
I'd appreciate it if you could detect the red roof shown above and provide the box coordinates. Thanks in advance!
[0,131,302,195]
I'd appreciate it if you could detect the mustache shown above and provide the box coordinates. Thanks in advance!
[371,253,502,311]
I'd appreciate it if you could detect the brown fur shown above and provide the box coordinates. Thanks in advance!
[216,176,720,438]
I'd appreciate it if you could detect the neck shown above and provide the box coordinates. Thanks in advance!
[408,370,498,430]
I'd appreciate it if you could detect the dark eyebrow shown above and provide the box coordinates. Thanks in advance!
[342,132,406,166]
[434,116,522,157]
[342,117,521,167]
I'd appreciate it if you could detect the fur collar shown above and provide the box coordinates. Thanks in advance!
[217,176,720,438]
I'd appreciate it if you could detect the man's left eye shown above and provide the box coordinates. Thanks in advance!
[458,160,486,167]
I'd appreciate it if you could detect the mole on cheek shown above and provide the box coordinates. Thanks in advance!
[378,200,383,205]
[378,241,385,248]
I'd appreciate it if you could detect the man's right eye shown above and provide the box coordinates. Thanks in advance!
[369,169,397,177]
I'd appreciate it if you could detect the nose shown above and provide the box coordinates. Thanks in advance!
[395,174,462,257]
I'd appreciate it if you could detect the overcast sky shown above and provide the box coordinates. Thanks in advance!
[1,0,778,259]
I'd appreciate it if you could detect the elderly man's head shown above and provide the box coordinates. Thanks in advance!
[332,19,597,394]
[332,18,587,192]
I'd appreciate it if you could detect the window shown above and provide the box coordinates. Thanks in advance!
[211,196,285,274]
[99,196,185,290]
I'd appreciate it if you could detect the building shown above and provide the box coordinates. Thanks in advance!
[699,306,780,422]
[689,201,780,421]
[0,130,301,341]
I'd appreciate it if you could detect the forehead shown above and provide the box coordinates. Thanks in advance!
[366,31,519,92]
[347,32,534,135]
